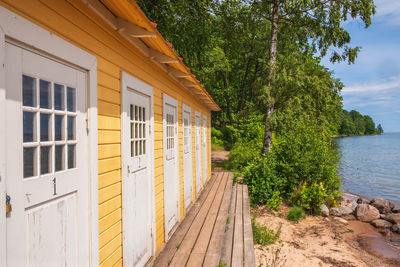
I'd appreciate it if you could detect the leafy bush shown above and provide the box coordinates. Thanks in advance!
[287,207,306,223]
[252,222,281,246]
[227,140,261,171]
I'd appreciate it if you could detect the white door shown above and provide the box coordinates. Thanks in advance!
[182,104,193,210]
[163,94,179,238]
[5,43,90,266]
[194,111,202,194]
[202,115,208,185]
[122,74,153,267]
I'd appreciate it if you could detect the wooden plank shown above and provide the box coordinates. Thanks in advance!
[99,220,122,249]
[169,172,224,266]
[220,179,237,266]
[203,172,234,266]
[98,182,121,204]
[232,184,243,267]
[243,185,256,267]
[153,173,218,266]
[100,246,122,267]
[99,195,122,219]
[186,172,228,266]
[99,233,122,263]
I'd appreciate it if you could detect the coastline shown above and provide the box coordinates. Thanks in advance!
[332,133,381,139]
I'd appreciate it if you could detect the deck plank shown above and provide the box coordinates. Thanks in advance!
[220,181,237,267]
[153,173,218,266]
[203,172,234,266]
[243,185,256,267]
[232,184,243,267]
[169,172,224,266]
[186,172,229,266]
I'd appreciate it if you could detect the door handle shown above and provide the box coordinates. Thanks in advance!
[6,194,12,215]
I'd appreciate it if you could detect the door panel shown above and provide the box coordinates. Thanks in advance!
[122,87,152,267]
[202,115,208,185]
[195,112,202,194]
[183,106,193,210]
[5,43,89,267]
[163,96,179,237]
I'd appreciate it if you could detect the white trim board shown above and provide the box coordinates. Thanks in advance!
[0,6,99,266]
[120,72,156,257]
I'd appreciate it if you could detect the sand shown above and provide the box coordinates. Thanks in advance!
[252,205,400,267]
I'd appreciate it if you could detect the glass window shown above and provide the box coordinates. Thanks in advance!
[40,80,51,109]
[23,75,37,107]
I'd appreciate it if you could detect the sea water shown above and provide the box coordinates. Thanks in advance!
[334,132,400,205]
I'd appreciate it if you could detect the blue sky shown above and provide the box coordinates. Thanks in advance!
[321,0,400,133]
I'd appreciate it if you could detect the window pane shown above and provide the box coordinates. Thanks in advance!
[23,147,36,178]
[68,145,76,169]
[67,116,76,140]
[54,84,65,110]
[40,80,51,109]
[67,87,76,112]
[23,111,36,142]
[131,141,134,157]
[130,123,134,139]
[55,145,65,172]
[135,106,138,121]
[40,113,51,141]
[135,123,138,139]
[135,141,138,156]
[23,75,37,107]
[130,105,134,121]
[139,107,142,122]
[55,115,64,141]
[40,146,51,175]
[143,140,146,154]
[143,123,146,138]
[142,107,145,122]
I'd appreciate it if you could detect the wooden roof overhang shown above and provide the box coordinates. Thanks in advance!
[82,0,220,111]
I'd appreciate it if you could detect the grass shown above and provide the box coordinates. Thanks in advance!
[226,217,230,224]
[252,221,281,246]
[287,206,306,223]
[218,262,227,267]
[211,143,225,151]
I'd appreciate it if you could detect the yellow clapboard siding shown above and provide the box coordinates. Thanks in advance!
[99,208,121,234]
[99,144,120,159]
[100,234,122,264]
[113,258,123,267]
[98,115,120,130]
[98,85,120,104]
[99,169,121,189]
[98,70,120,91]
[99,220,122,249]
[99,182,121,204]
[99,130,121,144]
[98,56,120,79]
[100,246,122,267]
[99,195,121,219]
[98,100,120,118]
[99,157,121,174]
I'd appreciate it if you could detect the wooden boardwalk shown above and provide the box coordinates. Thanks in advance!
[153,172,256,267]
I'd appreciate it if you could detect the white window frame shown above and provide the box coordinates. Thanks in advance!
[120,71,156,257]
[0,7,99,266]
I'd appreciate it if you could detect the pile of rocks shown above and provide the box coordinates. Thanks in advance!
[321,196,400,234]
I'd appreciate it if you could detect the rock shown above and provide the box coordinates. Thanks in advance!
[371,219,393,229]
[334,217,348,224]
[380,214,386,219]
[342,214,357,221]
[370,198,395,214]
[386,213,400,224]
[340,206,354,216]
[320,204,329,217]
[357,197,369,204]
[323,217,330,222]
[350,202,358,211]
[330,207,342,217]
[355,204,380,222]
[391,224,400,234]
[393,207,400,213]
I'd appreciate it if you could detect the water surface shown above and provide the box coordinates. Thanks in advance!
[334,133,400,205]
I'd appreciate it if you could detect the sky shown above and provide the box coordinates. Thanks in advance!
[321,0,400,133]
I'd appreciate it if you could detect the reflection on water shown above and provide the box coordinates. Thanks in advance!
[334,133,400,205]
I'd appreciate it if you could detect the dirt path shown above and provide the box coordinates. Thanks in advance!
[252,205,400,267]
[211,150,229,162]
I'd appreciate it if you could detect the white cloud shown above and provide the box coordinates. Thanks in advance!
[342,75,400,93]
[373,0,400,26]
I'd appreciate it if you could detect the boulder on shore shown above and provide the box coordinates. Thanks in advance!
[392,224,400,234]
[370,198,395,214]
[355,204,380,222]
[385,213,400,224]
[357,197,369,204]
[330,206,353,217]
[371,219,393,229]
[320,204,329,217]
[392,207,400,213]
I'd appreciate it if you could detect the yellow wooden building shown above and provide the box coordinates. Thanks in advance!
[0,0,219,266]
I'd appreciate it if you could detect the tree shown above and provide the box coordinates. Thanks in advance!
[258,0,376,154]
[377,124,384,134]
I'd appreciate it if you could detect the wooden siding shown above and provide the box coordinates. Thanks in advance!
[0,0,213,265]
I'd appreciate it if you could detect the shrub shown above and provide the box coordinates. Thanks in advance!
[287,206,305,223]
[252,221,281,246]
[227,140,261,171]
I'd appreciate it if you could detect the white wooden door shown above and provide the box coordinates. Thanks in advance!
[122,83,153,267]
[163,95,179,238]
[182,104,193,210]
[5,43,90,266]
[194,111,202,194]
[202,115,208,185]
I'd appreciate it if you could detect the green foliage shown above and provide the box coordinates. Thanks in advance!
[287,207,306,223]
[252,222,281,246]
[218,262,227,267]
[377,124,384,134]
[338,109,380,135]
